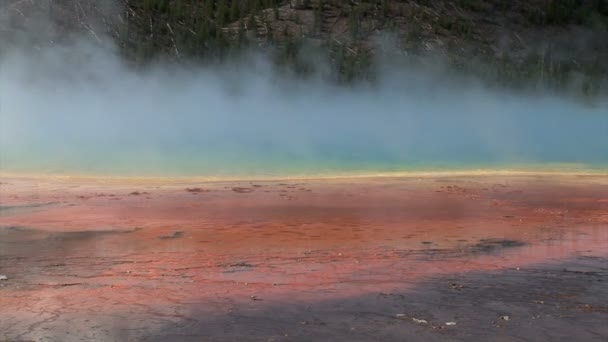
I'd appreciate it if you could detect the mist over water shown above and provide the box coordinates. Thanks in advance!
[0,39,607,178]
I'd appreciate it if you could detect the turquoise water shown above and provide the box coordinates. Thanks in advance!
[1,52,607,178]
[2,100,607,178]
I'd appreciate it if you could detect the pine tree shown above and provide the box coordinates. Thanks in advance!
[216,0,228,27]
[230,0,241,22]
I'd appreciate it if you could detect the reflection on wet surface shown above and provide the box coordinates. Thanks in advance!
[0,174,607,341]
[0,202,59,216]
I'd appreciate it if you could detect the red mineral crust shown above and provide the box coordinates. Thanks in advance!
[0,173,607,340]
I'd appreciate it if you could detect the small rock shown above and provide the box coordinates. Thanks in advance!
[395,314,406,318]
[159,231,183,240]
[232,187,254,193]
[412,318,428,324]
[185,187,208,193]
[0,275,7,281]
[500,315,510,321]
[445,322,457,326]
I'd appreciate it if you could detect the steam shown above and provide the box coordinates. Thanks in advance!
[1,11,607,178]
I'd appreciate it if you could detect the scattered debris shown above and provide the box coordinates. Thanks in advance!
[185,187,209,193]
[562,269,599,276]
[450,282,465,289]
[0,275,7,281]
[439,185,470,195]
[41,282,83,287]
[469,239,525,253]
[577,304,608,313]
[412,318,428,324]
[250,295,262,301]
[218,261,255,274]
[395,314,406,318]
[129,191,149,196]
[229,262,254,268]
[159,231,184,239]
[232,187,254,193]
[300,319,327,326]
[445,322,457,326]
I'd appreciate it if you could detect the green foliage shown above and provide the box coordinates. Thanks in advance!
[230,1,241,22]
[456,0,490,13]
[327,41,374,84]
[527,0,608,27]
[105,0,606,95]
[348,6,361,39]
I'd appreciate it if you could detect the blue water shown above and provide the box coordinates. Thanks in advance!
[1,53,607,178]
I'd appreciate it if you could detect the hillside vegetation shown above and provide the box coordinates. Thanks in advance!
[3,0,608,96]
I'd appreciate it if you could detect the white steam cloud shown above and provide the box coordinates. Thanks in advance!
[0,11,607,178]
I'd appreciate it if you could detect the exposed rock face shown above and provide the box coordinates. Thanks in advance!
[2,1,607,93]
